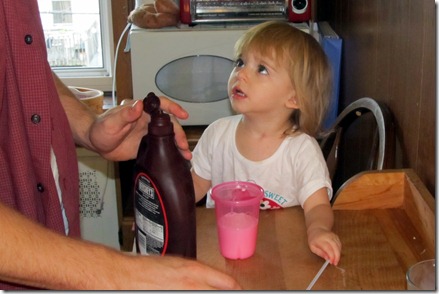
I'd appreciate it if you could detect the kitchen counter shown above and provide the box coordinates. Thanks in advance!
[195,169,435,290]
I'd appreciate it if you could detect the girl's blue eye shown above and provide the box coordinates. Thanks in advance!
[258,65,268,75]
[235,58,244,67]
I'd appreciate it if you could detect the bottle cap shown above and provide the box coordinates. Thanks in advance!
[143,92,173,135]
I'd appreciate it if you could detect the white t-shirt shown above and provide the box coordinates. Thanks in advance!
[191,115,332,209]
[50,147,69,235]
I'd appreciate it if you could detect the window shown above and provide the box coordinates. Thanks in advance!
[38,0,114,91]
[52,1,72,24]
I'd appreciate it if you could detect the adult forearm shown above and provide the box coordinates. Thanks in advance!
[0,201,243,290]
[0,202,122,289]
[51,72,96,150]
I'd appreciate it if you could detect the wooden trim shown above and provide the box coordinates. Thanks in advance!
[332,169,406,210]
[111,0,135,104]
[403,169,436,254]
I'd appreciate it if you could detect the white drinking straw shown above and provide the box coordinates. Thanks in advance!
[306,259,330,290]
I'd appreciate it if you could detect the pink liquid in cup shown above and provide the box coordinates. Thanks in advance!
[217,212,258,259]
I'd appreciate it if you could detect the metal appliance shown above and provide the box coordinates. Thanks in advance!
[179,0,311,25]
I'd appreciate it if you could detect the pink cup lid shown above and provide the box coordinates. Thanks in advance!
[211,181,264,206]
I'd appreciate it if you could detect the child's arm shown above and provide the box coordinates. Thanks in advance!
[303,188,342,266]
[191,170,212,203]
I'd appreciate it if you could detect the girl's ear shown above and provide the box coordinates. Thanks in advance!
[285,91,300,110]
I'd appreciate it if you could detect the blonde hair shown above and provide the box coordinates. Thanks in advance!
[234,21,333,137]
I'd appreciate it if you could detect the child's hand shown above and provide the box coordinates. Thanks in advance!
[303,188,342,265]
[307,227,341,266]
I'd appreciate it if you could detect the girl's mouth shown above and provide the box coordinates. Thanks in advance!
[232,86,246,98]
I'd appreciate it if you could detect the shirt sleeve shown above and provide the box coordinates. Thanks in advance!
[294,137,333,206]
[191,122,216,181]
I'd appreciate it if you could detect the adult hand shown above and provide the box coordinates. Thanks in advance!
[88,97,192,161]
[107,254,242,290]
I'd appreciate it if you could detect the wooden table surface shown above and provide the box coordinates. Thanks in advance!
[196,170,435,290]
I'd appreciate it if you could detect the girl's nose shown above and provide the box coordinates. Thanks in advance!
[235,67,246,80]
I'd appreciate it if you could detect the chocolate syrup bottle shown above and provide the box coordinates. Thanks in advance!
[133,92,196,258]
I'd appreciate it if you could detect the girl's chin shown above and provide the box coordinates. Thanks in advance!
[230,102,245,114]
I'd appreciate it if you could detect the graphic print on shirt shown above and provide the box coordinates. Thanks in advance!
[243,179,286,210]
[260,190,287,210]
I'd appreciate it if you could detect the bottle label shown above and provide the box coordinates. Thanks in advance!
[134,173,168,255]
